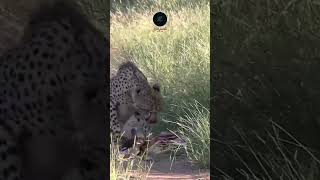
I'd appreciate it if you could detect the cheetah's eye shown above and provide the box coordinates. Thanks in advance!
[134,112,140,116]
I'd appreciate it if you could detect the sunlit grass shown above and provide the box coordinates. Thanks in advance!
[110,1,210,107]
[110,135,152,180]
[167,100,210,168]
[110,0,210,169]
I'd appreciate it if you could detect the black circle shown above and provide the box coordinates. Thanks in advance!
[153,12,167,27]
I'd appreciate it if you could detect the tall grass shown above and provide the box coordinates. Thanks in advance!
[111,0,209,14]
[213,0,320,178]
[111,0,210,169]
[110,135,152,180]
[216,120,320,179]
[167,100,210,168]
[111,0,210,130]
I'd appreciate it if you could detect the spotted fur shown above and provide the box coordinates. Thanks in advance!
[0,1,107,179]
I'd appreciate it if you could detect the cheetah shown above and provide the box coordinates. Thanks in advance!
[117,83,163,146]
[110,61,162,143]
[0,1,107,180]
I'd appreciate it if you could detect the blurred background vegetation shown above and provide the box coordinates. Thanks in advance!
[213,0,320,179]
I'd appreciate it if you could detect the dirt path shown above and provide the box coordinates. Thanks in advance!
[133,154,210,180]
[147,160,209,180]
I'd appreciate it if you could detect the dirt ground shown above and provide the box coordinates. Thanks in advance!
[133,154,210,180]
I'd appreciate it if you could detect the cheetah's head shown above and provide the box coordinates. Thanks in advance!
[131,83,163,124]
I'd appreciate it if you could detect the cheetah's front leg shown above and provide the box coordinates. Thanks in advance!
[110,100,121,143]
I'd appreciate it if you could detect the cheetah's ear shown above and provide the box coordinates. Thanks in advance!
[152,83,160,92]
[134,70,148,82]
